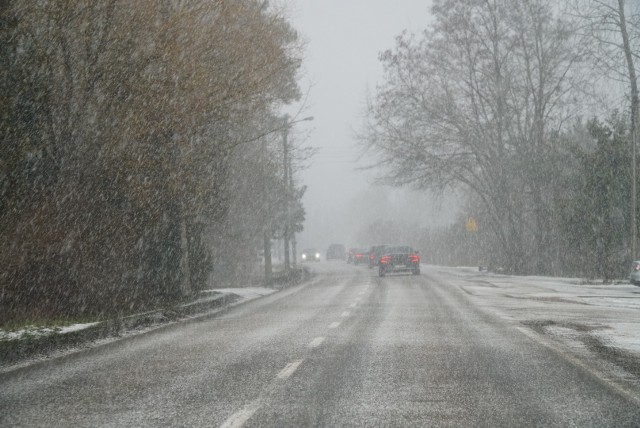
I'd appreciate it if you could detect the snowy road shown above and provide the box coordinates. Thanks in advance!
[2,262,640,426]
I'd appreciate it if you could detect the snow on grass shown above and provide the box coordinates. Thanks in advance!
[0,322,99,341]
[428,264,640,355]
[596,323,640,354]
[1,288,274,345]
[208,287,277,299]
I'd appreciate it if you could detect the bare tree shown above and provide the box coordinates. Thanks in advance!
[362,0,586,273]
[568,0,640,261]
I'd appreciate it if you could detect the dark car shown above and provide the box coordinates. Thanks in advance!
[378,246,420,277]
[346,248,355,263]
[368,245,389,268]
[350,248,369,265]
[326,243,346,260]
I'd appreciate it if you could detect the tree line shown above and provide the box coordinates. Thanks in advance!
[0,0,305,322]
[361,0,640,281]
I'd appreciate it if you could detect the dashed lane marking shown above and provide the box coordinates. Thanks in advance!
[329,321,341,329]
[349,303,357,308]
[277,359,304,380]
[308,337,325,349]
[341,311,350,317]
[220,400,261,428]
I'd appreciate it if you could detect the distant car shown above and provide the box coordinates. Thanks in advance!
[630,261,640,285]
[326,244,346,260]
[346,248,355,263]
[351,248,369,265]
[378,246,420,277]
[368,245,389,268]
[301,248,320,262]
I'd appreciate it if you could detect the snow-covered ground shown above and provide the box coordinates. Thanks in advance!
[0,288,276,343]
[428,265,640,355]
[0,322,100,341]
[204,287,277,300]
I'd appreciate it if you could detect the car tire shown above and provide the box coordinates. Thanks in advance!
[412,268,420,275]
[378,267,386,277]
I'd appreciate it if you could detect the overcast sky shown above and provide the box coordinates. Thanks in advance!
[283,1,442,250]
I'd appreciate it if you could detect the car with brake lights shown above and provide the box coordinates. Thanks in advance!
[348,248,369,265]
[368,245,389,268]
[378,246,420,277]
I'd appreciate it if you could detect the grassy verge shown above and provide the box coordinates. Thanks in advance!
[0,291,238,368]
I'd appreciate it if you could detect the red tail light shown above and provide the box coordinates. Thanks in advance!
[380,256,390,264]
[370,254,374,260]
[409,254,419,263]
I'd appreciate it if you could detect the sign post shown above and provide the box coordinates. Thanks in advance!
[465,217,485,270]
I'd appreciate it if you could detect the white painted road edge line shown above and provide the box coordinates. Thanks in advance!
[220,400,261,428]
[277,359,304,380]
[329,321,341,329]
[308,337,325,349]
[515,326,640,406]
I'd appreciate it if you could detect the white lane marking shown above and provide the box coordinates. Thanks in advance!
[349,303,357,308]
[308,336,325,349]
[277,359,304,380]
[329,321,341,329]
[220,400,261,428]
[355,297,362,302]
[341,311,350,317]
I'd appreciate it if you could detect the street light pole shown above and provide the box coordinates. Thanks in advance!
[281,115,313,276]
[289,151,298,270]
[282,116,291,274]
[261,136,272,284]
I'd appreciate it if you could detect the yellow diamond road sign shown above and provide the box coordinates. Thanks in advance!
[465,217,477,232]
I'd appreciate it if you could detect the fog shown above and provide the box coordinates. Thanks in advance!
[284,0,457,252]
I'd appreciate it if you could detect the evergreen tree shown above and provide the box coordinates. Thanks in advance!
[566,115,631,281]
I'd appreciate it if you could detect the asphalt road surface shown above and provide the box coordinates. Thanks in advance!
[2,262,640,427]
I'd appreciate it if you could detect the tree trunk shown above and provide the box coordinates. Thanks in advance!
[179,217,192,297]
[618,0,639,261]
[263,232,272,283]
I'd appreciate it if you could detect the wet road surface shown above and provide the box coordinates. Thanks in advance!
[2,262,640,427]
